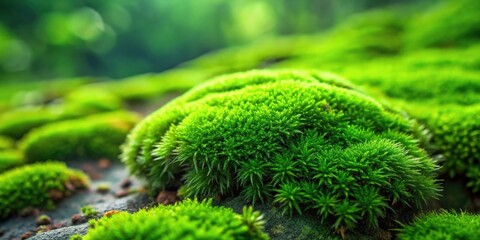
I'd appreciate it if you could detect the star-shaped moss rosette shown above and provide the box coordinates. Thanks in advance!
[122,70,440,234]
[0,162,89,219]
[81,199,268,240]
[398,211,480,240]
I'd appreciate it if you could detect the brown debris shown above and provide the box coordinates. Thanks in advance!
[48,189,64,203]
[156,191,179,205]
[103,210,121,218]
[20,231,34,240]
[120,178,132,189]
[71,214,87,225]
[115,189,130,198]
[19,207,40,217]
[98,158,111,170]
[81,163,102,180]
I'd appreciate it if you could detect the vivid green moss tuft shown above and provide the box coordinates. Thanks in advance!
[0,150,23,173]
[20,111,140,162]
[82,199,268,240]
[122,70,440,233]
[0,162,89,219]
[0,135,14,150]
[398,211,480,240]
[81,205,100,219]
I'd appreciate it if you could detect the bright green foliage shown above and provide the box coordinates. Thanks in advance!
[406,0,480,49]
[331,46,480,106]
[82,199,268,240]
[0,87,124,140]
[81,205,99,219]
[122,70,440,232]
[21,111,140,162]
[406,104,480,192]
[0,106,62,139]
[398,211,480,240]
[63,86,123,114]
[0,162,89,219]
[0,135,14,150]
[0,150,23,173]
[97,69,214,102]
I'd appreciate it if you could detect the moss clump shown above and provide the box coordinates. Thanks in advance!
[0,135,14,150]
[398,211,480,240]
[404,104,480,192]
[81,205,99,219]
[406,0,480,49]
[0,150,23,173]
[20,111,140,162]
[0,162,89,219]
[82,199,268,240]
[122,70,440,233]
[0,88,123,140]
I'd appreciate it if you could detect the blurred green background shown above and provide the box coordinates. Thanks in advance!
[0,0,432,80]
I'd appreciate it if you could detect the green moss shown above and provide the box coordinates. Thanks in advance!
[0,135,14,150]
[0,150,23,173]
[83,199,268,240]
[96,68,213,102]
[62,86,123,114]
[70,234,83,240]
[0,106,62,139]
[398,211,480,240]
[122,70,440,233]
[405,0,480,49]
[401,103,480,193]
[0,162,89,219]
[0,85,125,140]
[20,111,140,162]
[81,205,99,219]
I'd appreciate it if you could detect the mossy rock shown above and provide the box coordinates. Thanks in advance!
[0,162,89,219]
[20,111,140,162]
[80,199,268,240]
[122,70,440,234]
[0,149,23,173]
[398,211,480,240]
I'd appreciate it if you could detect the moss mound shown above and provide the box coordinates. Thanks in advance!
[122,70,440,233]
[0,162,89,219]
[0,135,14,150]
[0,150,23,173]
[0,88,123,140]
[21,111,140,162]
[82,199,268,240]
[398,211,480,240]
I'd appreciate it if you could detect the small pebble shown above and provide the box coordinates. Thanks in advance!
[52,222,65,229]
[96,183,111,194]
[156,191,179,205]
[115,189,130,198]
[71,214,87,225]
[98,158,111,169]
[120,178,132,189]
[20,231,34,240]
[35,214,52,226]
